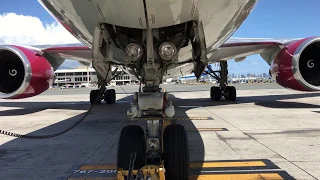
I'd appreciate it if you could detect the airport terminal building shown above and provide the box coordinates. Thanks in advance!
[53,66,138,87]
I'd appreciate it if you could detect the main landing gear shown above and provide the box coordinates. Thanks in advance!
[117,87,189,180]
[206,61,237,101]
[90,89,116,104]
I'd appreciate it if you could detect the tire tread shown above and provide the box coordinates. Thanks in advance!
[163,124,189,180]
[117,125,145,170]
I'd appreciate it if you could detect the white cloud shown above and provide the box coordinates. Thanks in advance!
[0,13,80,45]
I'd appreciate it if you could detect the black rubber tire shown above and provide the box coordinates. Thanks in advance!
[117,125,146,170]
[110,89,116,103]
[210,86,221,101]
[104,90,113,104]
[226,86,236,101]
[90,90,101,104]
[163,124,189,180]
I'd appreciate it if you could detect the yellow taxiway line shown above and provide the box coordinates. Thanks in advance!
[190,173,283,180]
[79,160,266,170]
[69,173,283,180]
[190,161,266,168]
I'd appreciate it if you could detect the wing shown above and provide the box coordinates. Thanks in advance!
[42,45,92,67]
[208,37,301,64]
[14,43,92,70]
[39,43,92,68]
[16,37,301,71]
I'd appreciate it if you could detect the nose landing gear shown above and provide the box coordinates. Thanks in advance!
[117,123,190,180]
[117,87,190,180]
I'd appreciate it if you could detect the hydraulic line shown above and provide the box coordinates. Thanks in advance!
[0,66,111,139]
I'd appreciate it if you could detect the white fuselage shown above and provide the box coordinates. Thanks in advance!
[39,0,257,78]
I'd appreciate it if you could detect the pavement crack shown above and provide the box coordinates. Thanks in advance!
[204,107,267,180]
[204,107,319,180]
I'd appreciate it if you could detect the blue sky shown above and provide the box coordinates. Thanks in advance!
[1,0,320,75]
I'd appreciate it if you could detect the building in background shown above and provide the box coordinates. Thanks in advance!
[53,66,274,87]
[53,66,138,87]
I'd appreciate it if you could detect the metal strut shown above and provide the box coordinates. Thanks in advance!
[219,61,228,92]
[206,62,229,91]
[206,64,220,81]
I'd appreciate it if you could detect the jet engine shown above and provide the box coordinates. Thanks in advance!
[270,37,320,91]
[0,45,54,99]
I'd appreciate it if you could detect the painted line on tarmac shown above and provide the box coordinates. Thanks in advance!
[179,105,203,108]
[190,159,279,171]
[131,117,214,121]
[77,159,278,171]
[79,165,116,170]
[69,171,293,180]
[174,117,213,120]
[190,170,294,180]
[55,102,86,105]
[117,127,226,134]
[75,160,268,173]
[188,128,228,132]
[190,172,283,180]
[69,159,294,180]
[191,160,266,168]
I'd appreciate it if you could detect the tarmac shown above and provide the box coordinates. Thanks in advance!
[0,83,319,180]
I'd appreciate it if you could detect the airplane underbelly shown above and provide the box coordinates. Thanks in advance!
[144,0,195,28]
[91,0,147,29]
[92,0,196,29]
[41,0,257,59]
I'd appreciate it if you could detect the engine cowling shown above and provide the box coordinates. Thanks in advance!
[0,45,54,99]
[270,37,320,91]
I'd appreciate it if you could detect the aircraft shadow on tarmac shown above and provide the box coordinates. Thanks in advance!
[0,92,318,179]
[0,94,206,179]
[0,92,320,117]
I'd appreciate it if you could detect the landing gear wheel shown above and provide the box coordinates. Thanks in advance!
[104,90,113,104]
[226,86,236,101]
[110,89,116,103]
[117,125,146,170]
[210,86,221,101]
[163,124,189,180]
[90,90,101,104]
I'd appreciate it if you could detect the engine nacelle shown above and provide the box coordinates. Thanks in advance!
[270,37,320,91]
[0,45,54,99]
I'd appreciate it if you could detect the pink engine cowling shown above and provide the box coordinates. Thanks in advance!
[270,37,320,91]
[0,45,54,99]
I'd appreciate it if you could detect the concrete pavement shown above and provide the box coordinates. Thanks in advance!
[0,84,319,179]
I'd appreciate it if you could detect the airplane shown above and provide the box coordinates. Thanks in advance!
[179,74,200,82]
[178,64,217,83]
[0,0,319,179]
